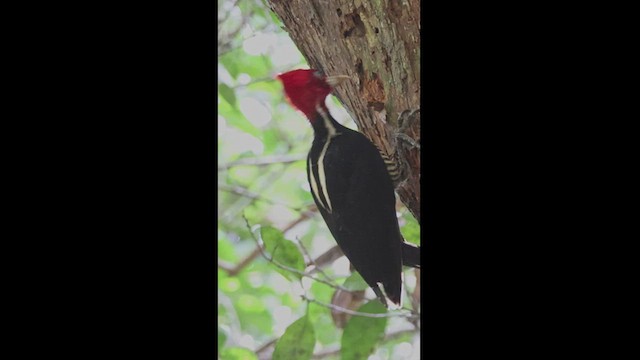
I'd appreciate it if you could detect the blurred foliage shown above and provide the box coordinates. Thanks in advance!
[217,0,420,358]
[260,226,306,281]
[341,302,388,360]
[272,314,316,360]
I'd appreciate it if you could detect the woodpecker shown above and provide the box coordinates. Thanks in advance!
[277,69,420,308]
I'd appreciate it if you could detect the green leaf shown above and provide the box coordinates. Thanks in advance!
[401,213,420,246]
[219,83,237,107]
[260,226,305,281]
[341,301,388,360]
[272,314,316,360]
[219,347,257,360]
[260,226,284,252]
[308,282,340,345]
[342,272,369,291]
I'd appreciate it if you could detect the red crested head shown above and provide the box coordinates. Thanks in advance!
[276,69,349,121]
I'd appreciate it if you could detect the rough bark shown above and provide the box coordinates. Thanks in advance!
[268,0,421,223]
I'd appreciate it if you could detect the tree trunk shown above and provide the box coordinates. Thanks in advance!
[268,0,421,223]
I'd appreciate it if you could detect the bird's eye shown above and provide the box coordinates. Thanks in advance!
[313,70,324,79]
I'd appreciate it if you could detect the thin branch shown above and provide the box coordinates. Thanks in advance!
[240,216,420,317]
[242,217,419,318]
[296,236,335,284]
[221,162,293,222]
[218,153,307,171]
[218,259,235,273]
[221,207,317,277]
[306,245,344,274]
[255,337,278,356]
[243,215,356,293]
[219,183,305,212]
[302,294,419,320]
[224,248,261,277]
[217,45,243,58]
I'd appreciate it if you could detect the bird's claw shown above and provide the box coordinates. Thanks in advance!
[387,108,420,188]
[396,108,421,149]
[396,132,421,150]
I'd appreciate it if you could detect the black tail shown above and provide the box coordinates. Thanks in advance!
[374,280,401,308]
[402,242,421,268]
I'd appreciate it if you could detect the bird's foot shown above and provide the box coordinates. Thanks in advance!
[389,108,420,188]
[395,108,421,151]
[396,133,421,151]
